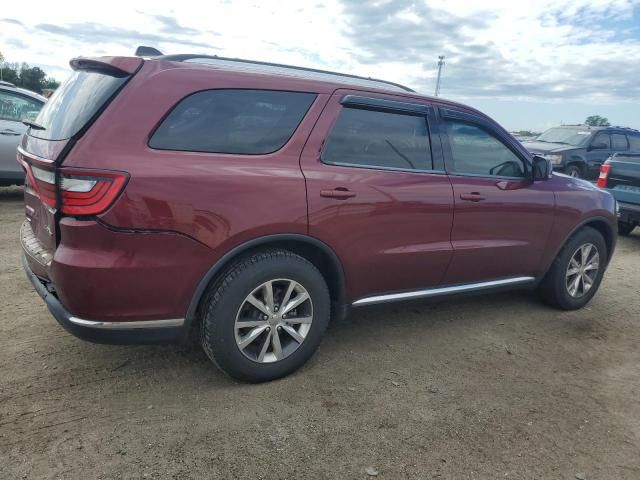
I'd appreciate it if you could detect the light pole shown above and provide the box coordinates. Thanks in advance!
[434,55,445,96]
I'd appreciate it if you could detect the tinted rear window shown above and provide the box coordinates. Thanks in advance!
[149,89,316,155]
[31,70,128,141]
[322,107,432,170]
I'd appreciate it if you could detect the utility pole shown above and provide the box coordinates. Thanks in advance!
[434,55,445,96]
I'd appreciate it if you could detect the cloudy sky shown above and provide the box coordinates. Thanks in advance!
[1,0,639,131]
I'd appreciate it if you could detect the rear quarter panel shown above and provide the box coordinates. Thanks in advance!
[63,63,331,254]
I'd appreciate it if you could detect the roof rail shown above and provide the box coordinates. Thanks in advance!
[0,80,17,88]
[157,53,415,93]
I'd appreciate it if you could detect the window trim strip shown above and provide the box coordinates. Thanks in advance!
[340,95,430,116]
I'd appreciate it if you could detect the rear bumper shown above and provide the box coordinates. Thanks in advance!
[618,201,640,225]
[23,255,186,345]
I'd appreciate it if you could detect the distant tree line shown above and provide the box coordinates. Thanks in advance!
[584,115,610,127]
[0,51,60,95]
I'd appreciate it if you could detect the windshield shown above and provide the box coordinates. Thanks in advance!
[30,70,128,141]
[535,127,592,146]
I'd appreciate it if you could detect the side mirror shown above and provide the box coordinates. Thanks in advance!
[532,155,552,180]
[588,142,608,151]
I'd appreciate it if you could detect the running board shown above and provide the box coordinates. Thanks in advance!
[352,276,536,306]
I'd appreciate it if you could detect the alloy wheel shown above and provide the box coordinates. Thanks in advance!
[234,279,313,363]
[565,243,600,298]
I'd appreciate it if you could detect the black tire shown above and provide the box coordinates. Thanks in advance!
[564,164,582,178]
[538,226,607,310]
[618,222,635,236]
[200,249,330,382]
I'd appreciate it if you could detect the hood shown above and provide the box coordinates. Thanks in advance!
[552,171,600,190]
[522,141,579,155]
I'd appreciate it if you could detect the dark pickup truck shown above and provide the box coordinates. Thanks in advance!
[598,152,640,235]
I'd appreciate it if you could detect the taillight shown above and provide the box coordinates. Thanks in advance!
[30,165,57,208]
[58,168,128,215]
[27,165,128,216]
[597,164,611,188]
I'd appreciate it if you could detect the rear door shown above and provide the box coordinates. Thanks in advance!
[300,91,454,303]
[438,108,555,284]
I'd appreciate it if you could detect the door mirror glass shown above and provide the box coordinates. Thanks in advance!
[532,155,552,180]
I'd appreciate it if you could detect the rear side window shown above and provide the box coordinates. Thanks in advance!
[445,120,526,178]
[149,90,316,155]
[32,70,128,141]
[322,107,432,170]
[628,135,640,151]
[612,133,628,150]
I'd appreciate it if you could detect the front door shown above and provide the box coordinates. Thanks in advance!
[300,91,454,303]
[439,109,555,285]
[585,131,612,177]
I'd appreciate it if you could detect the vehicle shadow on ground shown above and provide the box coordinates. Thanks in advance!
[63,288,582,387]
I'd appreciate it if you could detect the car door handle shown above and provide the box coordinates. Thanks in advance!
[320,188,356,199]
[0,129,22,136]
[459,192,486,202]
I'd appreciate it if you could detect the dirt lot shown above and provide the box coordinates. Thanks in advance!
[1,186,639,480]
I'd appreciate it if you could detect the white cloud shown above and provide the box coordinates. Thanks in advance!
[1,0,638,129]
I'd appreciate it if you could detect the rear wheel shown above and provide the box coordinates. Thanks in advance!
[618,222,635,236]
[200,249,330,382]
[538,226,607,310]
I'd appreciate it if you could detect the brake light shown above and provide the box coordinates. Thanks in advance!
[58,168,129,215]
[27,165,128,216]
[597,164,611,188]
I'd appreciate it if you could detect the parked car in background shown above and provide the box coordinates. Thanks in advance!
[21,53,617,382]
[523,125,640,179]
[0,81,46,186]
[598,152,640,235]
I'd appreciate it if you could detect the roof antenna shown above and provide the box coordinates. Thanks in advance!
[135,46,163,57]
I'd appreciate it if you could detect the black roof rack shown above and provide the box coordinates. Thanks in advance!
[157,53,415,93]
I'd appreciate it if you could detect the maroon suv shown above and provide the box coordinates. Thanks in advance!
[21,54,617,382]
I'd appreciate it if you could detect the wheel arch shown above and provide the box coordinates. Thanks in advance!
[540,215,616,282]
[565,157,586,174]
[184,234,348,337]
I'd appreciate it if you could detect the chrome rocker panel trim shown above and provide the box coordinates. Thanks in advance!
[68,317,185,329]
[352,276,536,306]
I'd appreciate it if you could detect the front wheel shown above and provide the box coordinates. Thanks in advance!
[538,226,607,310]
[200,249,330,382]
[564,164,582,178]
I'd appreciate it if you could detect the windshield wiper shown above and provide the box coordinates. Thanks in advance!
[22,120,46,131]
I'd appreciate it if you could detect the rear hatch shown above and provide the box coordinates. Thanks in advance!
[20,57,141,276]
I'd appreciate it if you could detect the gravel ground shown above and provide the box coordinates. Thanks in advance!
[1,185,639,479]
